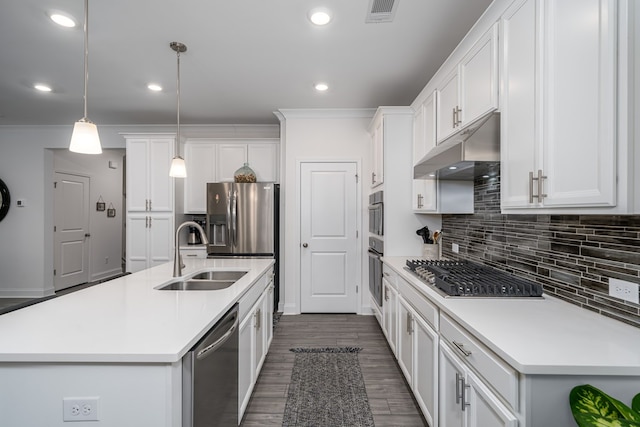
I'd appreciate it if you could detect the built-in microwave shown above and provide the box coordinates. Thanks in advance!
[368,191,383,236]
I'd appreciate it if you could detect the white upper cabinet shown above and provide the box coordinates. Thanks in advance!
[437,24,499,144]
[370,116,384,188]
[501,0,620,211]
[412,92,438,212]
[184,140,279,213]
[125,136,174,213]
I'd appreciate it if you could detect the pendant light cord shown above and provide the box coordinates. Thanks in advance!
[176,48,181,150]
[83,0,89,119]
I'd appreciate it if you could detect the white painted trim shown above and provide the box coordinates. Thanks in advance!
[277,108,376,120]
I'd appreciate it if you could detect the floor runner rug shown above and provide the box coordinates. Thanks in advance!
[282,347,375,427]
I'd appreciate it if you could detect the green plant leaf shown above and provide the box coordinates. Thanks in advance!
[633,394,640,414]
[571,385,640,427]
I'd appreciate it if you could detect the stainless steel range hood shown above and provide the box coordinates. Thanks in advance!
[414,111,500,180]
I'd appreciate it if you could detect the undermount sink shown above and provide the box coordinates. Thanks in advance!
[157,279,236,291]
[190,271,247,281]
[156,270,248,291]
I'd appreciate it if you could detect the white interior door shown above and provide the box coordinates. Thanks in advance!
[300,162,358,313]
[54,172,90,291]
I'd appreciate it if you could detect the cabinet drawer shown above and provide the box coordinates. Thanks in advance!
[440,314,518,409]
[238,271,270,321]
[382,265,397,288]
[397,277,438,330]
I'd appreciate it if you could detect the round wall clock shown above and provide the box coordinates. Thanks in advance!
[0,178,10,222]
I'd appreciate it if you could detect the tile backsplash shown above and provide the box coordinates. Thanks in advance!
[441,176,640,328]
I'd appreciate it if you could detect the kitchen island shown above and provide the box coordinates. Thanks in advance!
[0,257,274,426]
[381,256,640,427]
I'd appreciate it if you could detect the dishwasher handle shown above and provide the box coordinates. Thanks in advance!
[196,310,239,360]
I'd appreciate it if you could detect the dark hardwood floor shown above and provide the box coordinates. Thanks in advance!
[240,313,428,427]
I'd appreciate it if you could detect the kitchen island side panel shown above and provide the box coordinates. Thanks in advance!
[0,362,180,427]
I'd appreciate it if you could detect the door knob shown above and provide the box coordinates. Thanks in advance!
[302,243,308,248]
[84,233,91,237]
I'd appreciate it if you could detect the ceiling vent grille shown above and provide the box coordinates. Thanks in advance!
[366,0,398,23]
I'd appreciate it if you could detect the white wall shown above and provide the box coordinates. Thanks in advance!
[54,149,126,283]
[276,109,375,315]
[0,124,278,298]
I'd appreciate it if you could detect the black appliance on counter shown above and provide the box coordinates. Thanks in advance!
[405,260,543,298]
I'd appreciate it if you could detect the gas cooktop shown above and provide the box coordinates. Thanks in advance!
[405,260,544,298]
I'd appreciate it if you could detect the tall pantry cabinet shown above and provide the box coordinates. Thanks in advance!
[124,134,175,273]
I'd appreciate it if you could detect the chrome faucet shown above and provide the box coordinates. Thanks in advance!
[173,221,209,277]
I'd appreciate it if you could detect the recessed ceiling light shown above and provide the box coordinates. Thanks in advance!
[49,12,76,28]
[34,84,52,92]
[309,8,332,26]
[314,82,329,92]
[147,84,163,92]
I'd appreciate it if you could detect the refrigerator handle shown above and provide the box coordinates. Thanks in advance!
[226,190,232,246]
[232,190,238,246]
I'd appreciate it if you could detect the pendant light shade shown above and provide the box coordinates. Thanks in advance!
[69,0,102,154]
[169,41,187,178]
[169,156,187,177]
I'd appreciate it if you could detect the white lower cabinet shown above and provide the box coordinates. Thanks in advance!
[440,343,518,427]
[126,213,173,273]
[238,269,274,422]
[382,278,398,355]
[397,295,438,427]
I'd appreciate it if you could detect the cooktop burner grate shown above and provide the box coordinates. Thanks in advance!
[405,260,544,297]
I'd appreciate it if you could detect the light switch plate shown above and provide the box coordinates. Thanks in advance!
[609,278,639,304]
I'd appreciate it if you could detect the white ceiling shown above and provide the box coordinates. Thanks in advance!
[0,0,493,126]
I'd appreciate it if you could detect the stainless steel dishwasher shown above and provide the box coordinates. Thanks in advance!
[182,303,239,427]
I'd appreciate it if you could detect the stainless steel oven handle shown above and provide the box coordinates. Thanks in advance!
[197,316,239,360]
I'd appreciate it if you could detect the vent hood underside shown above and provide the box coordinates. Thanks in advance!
[413,111,500,180]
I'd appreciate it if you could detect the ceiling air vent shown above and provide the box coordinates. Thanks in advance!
[365,0,398,23]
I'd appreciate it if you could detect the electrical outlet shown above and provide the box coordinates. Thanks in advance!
[63,397,99,422]
[105,256,109,264]
[609,278,640,304]
[452,243,459,254]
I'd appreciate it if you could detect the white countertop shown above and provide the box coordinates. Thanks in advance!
[382,256,640,376]
[0,258,274,364]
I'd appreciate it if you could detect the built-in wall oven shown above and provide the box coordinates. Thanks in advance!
[368,190,383,237]
[368,237,384,307]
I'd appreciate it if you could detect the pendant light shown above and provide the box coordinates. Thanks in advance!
[169,42,187,178]
[69,0,102,154]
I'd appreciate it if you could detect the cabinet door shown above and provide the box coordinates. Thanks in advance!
[466,372,518,427]
[540,0,617,207]
[413,92,438,212]
[148,213,173,268]
[371,118,384,187]
[184,143,216,213]
[148,138,174,212]
[126,215,150,273]
[238,313,254,419]
[500,0,538,208]
[382,281,397,354]
[397,297,413,383]
[413,314,438,427]
[248,143,278,183]
[217,144,248,182]
[436,68,460,143]
[439,344,465,427]
[460,24,499,127]
[126,139,150,212]
[413,180,437,212]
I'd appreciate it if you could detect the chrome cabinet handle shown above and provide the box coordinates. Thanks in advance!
[145,199,149,211]
[406,312,413,334]
[145,216,149,228]
[417,194,423,209]
[530,170,548,204]
[455,372,463,404]
[453,107,457,128]
[384,288,389,301]
[453,341,472,357]
[461,379,470,411]
[456,107,462,126]
[149,199,152,211]
[148,216,152,228]
[255,308,261,330]
[372,172,376,184]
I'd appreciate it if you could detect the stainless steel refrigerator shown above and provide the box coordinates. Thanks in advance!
[206,182,276,257]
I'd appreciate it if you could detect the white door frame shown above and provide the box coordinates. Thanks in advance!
[294,159,362,314]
